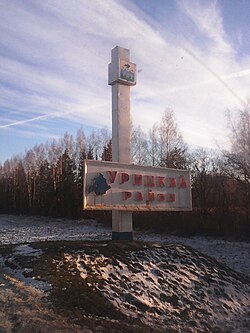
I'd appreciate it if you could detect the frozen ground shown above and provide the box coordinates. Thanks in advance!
[0,214,110,244]
[70,243,249,332]
[0,214,249,277]
[0,214,249,333]
[136,232,250,277]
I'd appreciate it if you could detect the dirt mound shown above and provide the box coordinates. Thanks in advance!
[0,241,249,333]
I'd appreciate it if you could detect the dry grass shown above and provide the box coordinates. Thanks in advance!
[0,272,92,333]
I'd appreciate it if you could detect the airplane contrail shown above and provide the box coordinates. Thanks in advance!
[224,68,250,80]
[135,67,250,101]
[1,59,249,129]
[182,46,247,107]
[0,110,71,129]
[0,103,110,129]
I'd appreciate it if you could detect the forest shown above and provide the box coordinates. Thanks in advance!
[0,108,249,238]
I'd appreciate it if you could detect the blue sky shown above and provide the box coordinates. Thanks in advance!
[1,0,250,163]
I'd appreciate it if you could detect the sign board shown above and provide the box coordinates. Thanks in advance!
[119,59,136,85]
[83,160,192,211]
[108,57,136,86]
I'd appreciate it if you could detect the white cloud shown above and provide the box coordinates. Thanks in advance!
[1,0,250,161]
[178,0,233,54]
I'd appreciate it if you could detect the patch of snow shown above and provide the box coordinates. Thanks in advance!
[0,252,51,292]
[68,245,250,332]
[0,214,111,245]
[135,232,250,277]
[0,214,249,278]
[13,244,43,257]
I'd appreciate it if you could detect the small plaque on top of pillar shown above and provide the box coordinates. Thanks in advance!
[119,59,136,85]
[108,46,136,86]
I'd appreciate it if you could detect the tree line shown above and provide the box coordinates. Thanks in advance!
[0,108,249,237]
[0,128,111,218]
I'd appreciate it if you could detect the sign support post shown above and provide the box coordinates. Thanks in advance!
[108,46,136,240]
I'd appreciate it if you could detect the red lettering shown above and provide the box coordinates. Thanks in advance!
[156,193,165,202]
[120,173,129,184]
[133,174,142,186]
[157,176,165,187]
[106,171,117,183]
[179,176,187,188]
[144,175,155,187]
[147,190,155,201]
[168,177,176,188]
[136,192,143,201]
[123,191,132,201]
[166,193,176,202]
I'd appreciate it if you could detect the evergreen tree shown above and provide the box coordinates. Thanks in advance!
[101,140,112,161]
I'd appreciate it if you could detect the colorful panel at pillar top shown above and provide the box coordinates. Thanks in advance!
[83,160,192,211]
[118,59,136,85]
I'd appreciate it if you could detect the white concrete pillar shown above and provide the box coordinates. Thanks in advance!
[108,46,136,240]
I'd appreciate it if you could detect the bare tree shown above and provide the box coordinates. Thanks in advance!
[87,128,111,160]
[148,123,159,166]
[189,148,221,217]
[224,105,250,213]
[131,125,149,165]
[226,107,250,180]
[157,109,187,168]
[47,139,61,191]
[75,128,86,179]
[23,149,36,209]
[76,128,86,156]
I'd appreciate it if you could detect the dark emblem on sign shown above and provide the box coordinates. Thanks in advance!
[88,173,111,195]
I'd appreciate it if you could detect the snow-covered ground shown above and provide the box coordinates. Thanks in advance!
[0,214,110,244]
[67,243,249,332]
[0,214,249,333]
[0,214,249,277]
[136,232,250,277]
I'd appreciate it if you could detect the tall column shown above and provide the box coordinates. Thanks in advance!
[108,46,136,240]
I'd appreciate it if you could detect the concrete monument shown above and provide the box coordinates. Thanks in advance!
[83,46,192,241]
[108,46,136,240]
